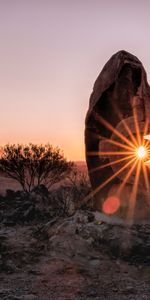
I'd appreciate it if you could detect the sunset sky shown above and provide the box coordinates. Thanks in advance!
[0,0,150,160]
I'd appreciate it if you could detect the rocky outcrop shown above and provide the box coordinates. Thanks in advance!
[1,209,150,299]
[85,50,150,222]
[42,210,150,265]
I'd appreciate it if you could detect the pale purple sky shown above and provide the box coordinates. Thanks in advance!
[0,0,150,160]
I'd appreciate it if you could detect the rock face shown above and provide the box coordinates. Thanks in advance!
[85,50,150,222]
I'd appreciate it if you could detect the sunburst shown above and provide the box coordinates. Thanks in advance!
[85,106,150,222]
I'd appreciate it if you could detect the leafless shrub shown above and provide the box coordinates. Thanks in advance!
[49,167,93,217]
[0,144,73,193]
[67,167,93,210]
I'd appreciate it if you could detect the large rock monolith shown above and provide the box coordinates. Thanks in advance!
[85,50,150,222]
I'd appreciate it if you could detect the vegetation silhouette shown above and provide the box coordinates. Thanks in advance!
[0,143,73,193]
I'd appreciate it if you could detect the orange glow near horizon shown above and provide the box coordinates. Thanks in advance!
[0,137,85,161]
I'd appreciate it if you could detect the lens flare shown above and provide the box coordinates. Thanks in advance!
[102,196,120,214]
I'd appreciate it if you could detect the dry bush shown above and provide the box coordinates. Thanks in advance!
[48,167,93,217]
[67,167,93,210]
[0,144,73,193]
[0,166,93,223]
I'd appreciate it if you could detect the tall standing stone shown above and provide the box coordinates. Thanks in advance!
[85,50,150,221]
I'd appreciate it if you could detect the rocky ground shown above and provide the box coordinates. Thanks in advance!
[1,192,150,300]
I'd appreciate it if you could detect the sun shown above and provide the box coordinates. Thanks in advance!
[137,145,147,159]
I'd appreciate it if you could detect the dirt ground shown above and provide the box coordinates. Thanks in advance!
[0,169,150,300]
[1,220,150,300]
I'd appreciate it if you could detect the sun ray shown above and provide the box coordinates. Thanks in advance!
[82,157,136,204]
[142,162,149,191]
[89,155,135,174]
[119,115,138,147]
[143,119,149,138]
[111,122,138,148]
[93,112,136,148]
[122,119,138,147]
[86,131,136,153]
[119,118,138,147]
[87,151,135,156]
[110,102,139,147]
[117,159,138,195]
[142,120,149,149]
[127,160,141,221]
[143,130,150,153]
[99,136,135,151]
[143,140,150,148]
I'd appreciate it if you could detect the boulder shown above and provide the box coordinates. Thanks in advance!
[85,50,150,222]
